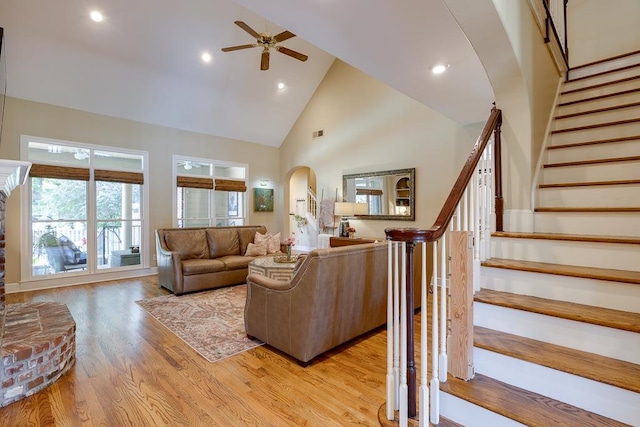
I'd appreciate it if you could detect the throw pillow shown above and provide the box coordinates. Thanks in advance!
[254,231,270,245]
[267,232,281,254]
[254,231,281,254]
[245,242,267,257]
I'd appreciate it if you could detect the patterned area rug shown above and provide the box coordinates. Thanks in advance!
[136,284,263,363]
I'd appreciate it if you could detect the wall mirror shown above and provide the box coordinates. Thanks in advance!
[343,168,415,221]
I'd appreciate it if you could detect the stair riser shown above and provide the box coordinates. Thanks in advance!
[440,393,525,427]
[559,79,640,104]
[569,53,640,80]
[541,161,640,183]
[474,302,640,364]
[534,212,640,236]
[474,349,640,426]
[550,121,640,145]
[481,267,640,313]
[553,105,640,131]
[536,185,640,208]
[564,66,640,92]
[490,237,640,271]
[546,139,640,163]
[556,91,640,116]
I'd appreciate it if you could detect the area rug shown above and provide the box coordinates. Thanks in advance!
[136,284,263,363]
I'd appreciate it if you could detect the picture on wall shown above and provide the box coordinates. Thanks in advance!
[253,188,274,212]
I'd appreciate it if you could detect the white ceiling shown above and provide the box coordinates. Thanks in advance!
[0,0,494,147]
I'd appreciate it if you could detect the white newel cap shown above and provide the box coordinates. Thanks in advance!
[0,159,31,197]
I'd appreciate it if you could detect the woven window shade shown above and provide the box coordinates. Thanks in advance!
[215,179,247,192]
[177,176,214,189]
[95,170,144,185]
[29,164,90,181]
[356,188,383,196]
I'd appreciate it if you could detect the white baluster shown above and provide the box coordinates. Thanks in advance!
[399,242,408,427]
[439,233,447,383]
[430,240,440,425]
[386,240,395,420]
[393,242,400,409]
[419,242,428,427]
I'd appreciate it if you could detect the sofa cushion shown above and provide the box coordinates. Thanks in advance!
[181,258,225,275]
[164,230,208,260]
[206,228,240,258]
[218,255,252,270]
[245,242,267,257]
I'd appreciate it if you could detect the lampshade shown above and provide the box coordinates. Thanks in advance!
[353,203,369,215]
[334,202,354,217]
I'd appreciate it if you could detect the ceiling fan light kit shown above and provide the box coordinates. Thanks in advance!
[221,20,308,71]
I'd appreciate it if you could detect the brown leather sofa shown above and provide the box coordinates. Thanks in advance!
[245,241,411,363]
[156,225,268,295]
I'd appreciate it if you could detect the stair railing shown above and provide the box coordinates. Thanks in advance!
[383,106,502,426]
[307,187,318,220]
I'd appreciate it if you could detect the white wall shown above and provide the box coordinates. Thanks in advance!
[568,0,640,66]
[1,97,281,285]
[279,60,482,239]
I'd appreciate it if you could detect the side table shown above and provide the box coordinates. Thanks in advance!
[248,256,297,281]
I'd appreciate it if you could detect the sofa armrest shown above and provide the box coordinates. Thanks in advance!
[155,230,184,293]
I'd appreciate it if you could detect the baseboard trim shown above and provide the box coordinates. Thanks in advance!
[7,267,158,294]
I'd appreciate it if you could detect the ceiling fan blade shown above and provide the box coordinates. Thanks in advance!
[276,46,308,62]
[261,50,270,71]
[234,21,261,39]
[221,44,258,52]
[273,30,296,43]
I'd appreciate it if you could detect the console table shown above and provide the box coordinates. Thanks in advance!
[329,237,381,247]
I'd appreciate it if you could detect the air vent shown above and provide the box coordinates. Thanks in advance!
[312,130,324,138]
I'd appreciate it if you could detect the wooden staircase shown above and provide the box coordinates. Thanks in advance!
[438,52,640,426]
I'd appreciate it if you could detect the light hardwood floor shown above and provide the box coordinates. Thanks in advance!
[1,276,391,426]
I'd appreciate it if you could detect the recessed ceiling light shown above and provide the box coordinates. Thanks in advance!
[201,52,212,63]
[431,64,449,75]
[277,82,286,90]
[90,11,104,23]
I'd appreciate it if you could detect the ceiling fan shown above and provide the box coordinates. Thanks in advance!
[221,21,308,71]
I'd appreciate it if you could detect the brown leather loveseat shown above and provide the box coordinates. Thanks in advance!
[245,242,393,363]
[156,225,269,295]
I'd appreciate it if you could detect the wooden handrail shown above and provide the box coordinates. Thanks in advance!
[385,107,503,243]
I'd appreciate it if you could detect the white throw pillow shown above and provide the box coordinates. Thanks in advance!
[245,241,267,257]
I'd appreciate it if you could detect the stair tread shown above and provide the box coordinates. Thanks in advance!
[561,74,640,95]
[568,62,640,83]
[548,135,640,150]
[558,87,640,107]
[440,373,629,427]
[535,207,640,213]
[474,326,640,394]
[556,101,640,120]
[539,179,640,188]
[543,154,640,167]
[551,117,640,134]
[482,258,640,285]
[492,231,640,245]
[474,288,640,333]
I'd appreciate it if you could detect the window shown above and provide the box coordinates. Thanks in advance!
[23,136,147,278]
[174,156,247,227]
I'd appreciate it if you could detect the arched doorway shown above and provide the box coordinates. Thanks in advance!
[286,166,317,250]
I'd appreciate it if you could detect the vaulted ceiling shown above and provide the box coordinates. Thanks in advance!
[0,0,494,147]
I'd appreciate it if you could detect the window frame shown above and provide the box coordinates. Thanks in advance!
[173,155,248,228]
[20,135,149,280]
